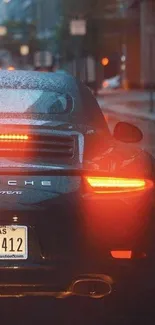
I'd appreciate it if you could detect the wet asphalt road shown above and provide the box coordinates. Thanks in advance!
[0,296,115,325]
[2,291,155,325]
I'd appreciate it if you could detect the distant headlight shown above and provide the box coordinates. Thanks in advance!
[7,66,15,71]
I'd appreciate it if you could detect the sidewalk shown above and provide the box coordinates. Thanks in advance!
[97,90,155,121]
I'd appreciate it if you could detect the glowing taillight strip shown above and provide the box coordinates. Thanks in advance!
[0,134,29,141]
[85,176,154,193]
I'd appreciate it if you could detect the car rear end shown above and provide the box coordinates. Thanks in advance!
[0,121,154,299]
[0,126,154,325]
[0,71,154,325]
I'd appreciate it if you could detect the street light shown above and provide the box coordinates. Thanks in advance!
[121,55,126,62]
[101,57,109,66]
[20,45,29,69]
[0,26,7,37]
[20,45,29,56]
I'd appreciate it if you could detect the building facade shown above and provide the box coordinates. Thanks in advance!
[36,0,61,37]
[0,0,8,23]
[105,0,155,88]
[4,0,61,34]
[129,0,155,87]
[100,0,140,88]
[140,0,155,87]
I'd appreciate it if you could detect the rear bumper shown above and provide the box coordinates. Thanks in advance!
[0,257,154,297]
[0,178,153,301]
[0,260,154,325]
[82,187,155,253]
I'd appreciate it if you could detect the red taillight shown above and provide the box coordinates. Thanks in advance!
[111,251,147,259]
[85,176,154,193]
[111,250,132,259]
[0,134,29,141]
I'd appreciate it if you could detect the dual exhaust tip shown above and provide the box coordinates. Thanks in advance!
[58,274,113,299]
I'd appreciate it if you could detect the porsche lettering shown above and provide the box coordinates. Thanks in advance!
[8,180,17,186]
[7,180,52,186]
[24,181,34,186]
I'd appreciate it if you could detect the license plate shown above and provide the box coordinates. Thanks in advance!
[0,226,28,260]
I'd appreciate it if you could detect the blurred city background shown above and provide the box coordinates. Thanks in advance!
[0,0,155,157]
[0,0,154,90]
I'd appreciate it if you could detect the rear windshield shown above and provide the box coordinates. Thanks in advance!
[0,89,73,114]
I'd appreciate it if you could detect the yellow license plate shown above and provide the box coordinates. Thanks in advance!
[0,226,28,260]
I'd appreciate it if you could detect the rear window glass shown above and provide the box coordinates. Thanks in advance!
[0,89,73,114]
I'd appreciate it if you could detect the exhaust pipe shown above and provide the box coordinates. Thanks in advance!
[58,274,113,299]
[70,278,112,299]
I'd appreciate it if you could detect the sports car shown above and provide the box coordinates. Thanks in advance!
[0,70,154,319]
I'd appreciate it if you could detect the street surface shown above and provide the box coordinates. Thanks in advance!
[98,89,155,158]
[0,297,108,324]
